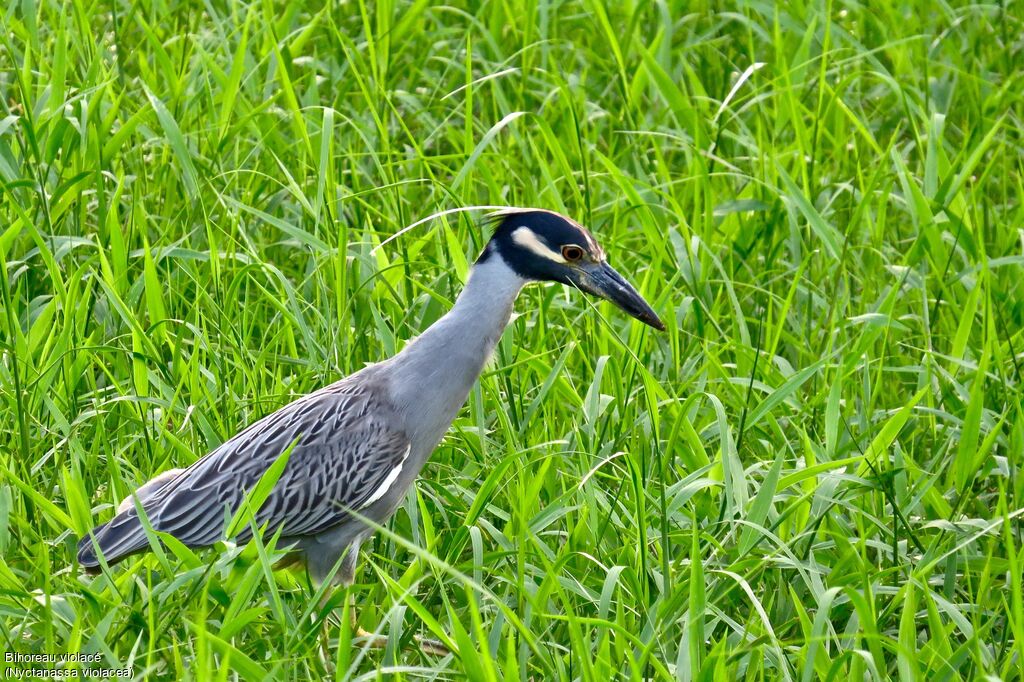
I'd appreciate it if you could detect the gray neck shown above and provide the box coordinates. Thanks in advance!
[384,255,526,449]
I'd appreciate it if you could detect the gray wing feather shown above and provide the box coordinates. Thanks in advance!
[98,376,410,557]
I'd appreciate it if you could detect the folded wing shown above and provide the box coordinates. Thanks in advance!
[77,377,410,567]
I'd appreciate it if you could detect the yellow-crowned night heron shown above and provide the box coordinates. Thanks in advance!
[77,208,664,642]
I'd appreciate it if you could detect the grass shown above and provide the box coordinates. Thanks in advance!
[1,0,1023,679]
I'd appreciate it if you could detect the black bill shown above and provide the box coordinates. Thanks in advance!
[573,261,666,331]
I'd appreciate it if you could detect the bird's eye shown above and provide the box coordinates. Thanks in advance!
[561,245,584,261]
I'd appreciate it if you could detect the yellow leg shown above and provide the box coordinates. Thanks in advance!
[351,606,388,649]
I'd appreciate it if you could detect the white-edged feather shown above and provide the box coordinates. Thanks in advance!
[360,445,411,508]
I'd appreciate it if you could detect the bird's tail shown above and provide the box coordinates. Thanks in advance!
[77,468,186,569]
[76,510,152,569]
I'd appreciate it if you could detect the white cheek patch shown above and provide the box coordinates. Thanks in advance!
[511,227,567,263]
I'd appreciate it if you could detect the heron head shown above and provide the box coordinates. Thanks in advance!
[478,209,665,331]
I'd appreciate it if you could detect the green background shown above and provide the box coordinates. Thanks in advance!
[1,0,1022,679]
